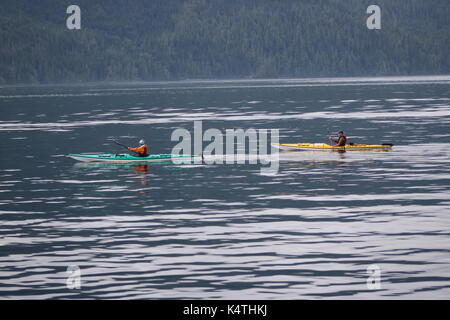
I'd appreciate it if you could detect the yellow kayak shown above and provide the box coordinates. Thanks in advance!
[274,143,393,151]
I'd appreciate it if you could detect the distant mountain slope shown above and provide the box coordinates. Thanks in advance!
[0,0,449,84]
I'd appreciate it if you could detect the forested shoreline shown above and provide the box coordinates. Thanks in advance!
[0,0,449,84]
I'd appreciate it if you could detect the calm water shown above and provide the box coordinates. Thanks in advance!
[1,76,450,299]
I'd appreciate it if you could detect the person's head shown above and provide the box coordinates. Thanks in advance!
[139,139,145,145]
[338,131,344,137]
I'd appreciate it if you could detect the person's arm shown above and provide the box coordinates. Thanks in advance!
[328,136,339,144]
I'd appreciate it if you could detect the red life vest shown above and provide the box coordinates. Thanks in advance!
[128,144,149,156]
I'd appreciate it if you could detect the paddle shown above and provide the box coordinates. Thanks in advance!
[326,128,334,145]
[111,139,128,150]
[110,139,140,156]
[326,127,331,144]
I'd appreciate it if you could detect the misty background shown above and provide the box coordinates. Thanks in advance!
[0,0,449,84]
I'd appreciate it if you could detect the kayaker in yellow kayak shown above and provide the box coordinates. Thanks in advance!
[328,131,347,146]
[128,139,149,157]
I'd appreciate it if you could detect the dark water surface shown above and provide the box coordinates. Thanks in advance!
[1,77,450,299]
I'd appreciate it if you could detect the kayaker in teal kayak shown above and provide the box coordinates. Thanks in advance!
[128,139,149,157]
[328,131,347,146]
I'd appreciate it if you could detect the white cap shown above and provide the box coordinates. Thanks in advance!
[139,139,145,145]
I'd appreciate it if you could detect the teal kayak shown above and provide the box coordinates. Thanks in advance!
[68,153,196,163]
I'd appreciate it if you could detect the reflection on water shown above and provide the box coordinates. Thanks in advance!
[0,77,450,299]
[74,162,150,187]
